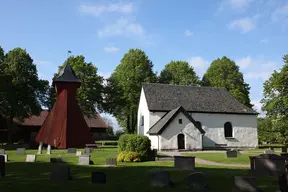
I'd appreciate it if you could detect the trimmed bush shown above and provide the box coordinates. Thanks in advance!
[117,134,151,161]
[117,151,141,162]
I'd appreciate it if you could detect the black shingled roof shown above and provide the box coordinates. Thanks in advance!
[147,106,205,135]
[142,83,257,115]
[53,62,81,84]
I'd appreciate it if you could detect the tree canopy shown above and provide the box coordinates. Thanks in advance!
[158,61,200,85]
[48,55,104,117]
[261,54,288,144]
[103,48,157,133]
[0,47,49,141]
[202,56,252,108]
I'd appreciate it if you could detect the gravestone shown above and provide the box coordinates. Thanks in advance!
[105,158,117,166]
[84,147,93,154]
[50,158,65,163]
[50,164,72,181]
[16,148,25,155]
[26,155,36,162]
[91,172,106,184]
[174,156,195,170]
[78,155,90,165]
[282,147,287,153]
[0,155,5,177]
[264,149,274,154]
[0,155,7,163]
[187,172,208,191]
[67,148,76,154]
[226,150,238,158]
[278,172,288,192]
[249,154,286,176]
[0,149,5,154]
[76,151,82,156]
[234,176,258,192]
[151,171,173,188]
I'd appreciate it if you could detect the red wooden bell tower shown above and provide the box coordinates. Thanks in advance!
[35,62,94,148]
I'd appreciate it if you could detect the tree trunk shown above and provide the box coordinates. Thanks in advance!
[126,113,130,133]
[7,116,14,144]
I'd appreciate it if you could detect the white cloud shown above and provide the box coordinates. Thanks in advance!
[184,30,193,37]
[104,46,120,53]
[272,5,288,22]
[230,0,251,8]
[79,2,134,16]
[188,57,209,77]
[97,18,150,43]
[34,60,52,65]
[98,71,112,79]
[243,60,279,81]
[251,100,266,117]
[236,56,252,69]
[101,113,121,131]
[229,17,255,33]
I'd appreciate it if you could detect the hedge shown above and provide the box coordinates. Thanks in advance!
[118,134,151,160]
[258,144,287,149]
[117,151,141,162]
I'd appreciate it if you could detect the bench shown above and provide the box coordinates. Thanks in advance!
[85,144,101,148]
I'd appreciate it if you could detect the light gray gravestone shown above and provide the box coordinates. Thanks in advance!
[84,147,93,154]
[67,148,76,154]
[105,158,117,166]
[226,150,238,158]
[76,151,82,156]
[174,156,195,170]
[78,155,90,165]
[25,154,36,162]
[16,148,25,155]
[0,149,5,154]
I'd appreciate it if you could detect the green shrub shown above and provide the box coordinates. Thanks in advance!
[117,151,141,162]
[118,134,151,156]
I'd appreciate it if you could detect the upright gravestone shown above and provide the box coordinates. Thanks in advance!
[16,148,25,155]
[226,150,238,158]
[0,149,5,154]
[91,172,106,184]
[0,155,5,177]
[84,147,93,154]
[187,172,209,191]
[0,155,7,163]
[151,171,173,188]
[76,151,82,156]
[67,148,76,154]
[264,149,274,154]
[105,158,117,166]
[26,155,36,162]
[174,156,195,170]
[234,176,258,192]
[78,155,90,165]
[50,164,72,181]
[50,158,65,163]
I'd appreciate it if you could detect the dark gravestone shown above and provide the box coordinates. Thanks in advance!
[0,149,5,154]
[174,156,195,170]
[226,150,238,158]
[0,155,7,162]
[84,147,93,154]
[0,155,5,177]
[16,148,25,155]
[282,147,287,153]
[50,164,72,181]
[187,172,209,191]
[67,148,76,154]
[78,155,90,165]
[50,158,65,163]
[249,154,286,176]
[91,172,106,184]
[278,173,288,192]
[234,176,258,192]
[105,158,117,166]
[151,171,173,188]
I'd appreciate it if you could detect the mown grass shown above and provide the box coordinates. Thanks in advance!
[0,147,280,192]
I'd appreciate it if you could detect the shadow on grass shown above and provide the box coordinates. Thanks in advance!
[0,161,280,192]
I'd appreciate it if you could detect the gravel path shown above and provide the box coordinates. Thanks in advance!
[159,151,250,168]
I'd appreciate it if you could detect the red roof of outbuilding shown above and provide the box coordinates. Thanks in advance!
[14,110,108,129]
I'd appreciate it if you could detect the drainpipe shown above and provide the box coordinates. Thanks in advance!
[157,135,160,151]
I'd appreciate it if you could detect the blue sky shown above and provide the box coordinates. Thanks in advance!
[1,0,288,129]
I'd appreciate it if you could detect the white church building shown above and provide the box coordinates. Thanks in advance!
[137,83,258,151]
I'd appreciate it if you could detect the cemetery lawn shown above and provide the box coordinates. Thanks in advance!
[183,151,281,165]
[0,147,280,192]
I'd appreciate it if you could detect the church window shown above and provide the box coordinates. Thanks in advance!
[224,122,233,138]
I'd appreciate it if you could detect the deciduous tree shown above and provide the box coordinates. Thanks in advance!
[202,56,252,108]
[158,61,200,85]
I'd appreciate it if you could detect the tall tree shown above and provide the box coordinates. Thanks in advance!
[158,61,200,85]
[1,47,49,142]
[202,56,252,108]
[48,55,104,117]
[261,54,288,144]
[104,48,157,133]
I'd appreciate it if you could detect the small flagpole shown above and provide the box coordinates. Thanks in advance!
[67,50,71,59]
